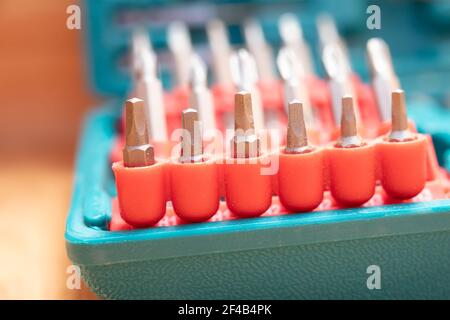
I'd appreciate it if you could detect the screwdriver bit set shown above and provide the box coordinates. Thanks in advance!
[66,0,450,299]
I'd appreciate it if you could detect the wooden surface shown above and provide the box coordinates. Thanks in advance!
[0,0,99,299]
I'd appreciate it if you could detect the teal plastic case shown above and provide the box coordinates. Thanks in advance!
[66,0,450,299]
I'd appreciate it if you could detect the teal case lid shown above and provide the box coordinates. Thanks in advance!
[83,0,450,98]
[83,0,368,96]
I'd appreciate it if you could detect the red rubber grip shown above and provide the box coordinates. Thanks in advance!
[224,157,272,217]
[170,159,220,222]
[257,79,284,111]
[112,161,166,227]
[171,86,191,113]
[377,135,427,199]
[212,84,235,114]
[328,143,377,206]
[278,148,325,212]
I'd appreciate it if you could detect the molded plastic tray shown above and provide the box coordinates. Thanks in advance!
[69,0,450,299]
[66,102,450,299]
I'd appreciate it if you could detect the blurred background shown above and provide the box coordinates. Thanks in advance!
[1,0,450,299]
[0,0,98,299]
